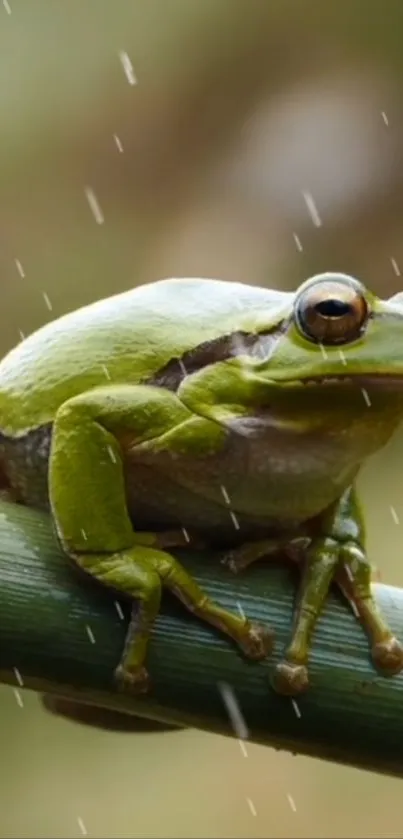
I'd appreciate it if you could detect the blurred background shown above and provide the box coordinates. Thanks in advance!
[2,0,403,836]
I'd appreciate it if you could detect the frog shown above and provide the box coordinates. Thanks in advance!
[0,270,402,698]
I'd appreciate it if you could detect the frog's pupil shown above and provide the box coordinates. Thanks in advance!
[315,298,351,318]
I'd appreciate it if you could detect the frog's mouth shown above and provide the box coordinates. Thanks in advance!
[300,374,403,389]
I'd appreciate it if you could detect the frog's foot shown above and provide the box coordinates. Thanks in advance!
[372,636,403,675]
[114,664,150,695]
[271,660,309,696]
[221,538,287,575]
[237,622,275,660]
[154,529,207,551]
[221,549,244,575]
[0,487,18,504]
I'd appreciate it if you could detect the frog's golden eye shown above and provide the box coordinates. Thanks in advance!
[294,276,369,345]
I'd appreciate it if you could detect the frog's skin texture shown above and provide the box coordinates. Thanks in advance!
[1,271,403,696]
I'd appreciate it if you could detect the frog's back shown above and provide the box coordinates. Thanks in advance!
[0,277,288,435]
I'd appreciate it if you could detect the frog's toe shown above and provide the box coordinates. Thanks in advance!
[238,622,274,660]
[114,664,150,694]
[221,551,241,574]
[372,636,403,675]
[271,660,309,696]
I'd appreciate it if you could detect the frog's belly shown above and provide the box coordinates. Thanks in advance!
[0,420,365,546]
[124,424,361,541]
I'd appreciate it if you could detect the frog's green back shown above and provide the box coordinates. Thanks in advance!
[0,277,290,435]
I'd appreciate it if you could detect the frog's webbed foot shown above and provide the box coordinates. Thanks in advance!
[372,637,403,674]
[0,487,18,504]
[272,661,309,695]
[336,545,403,677]
[237,622,275,660]
[154,529,207,551]
[221,537,293,574]
[115,663,150,694]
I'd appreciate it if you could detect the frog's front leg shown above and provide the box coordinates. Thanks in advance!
[49,384,273,694]
[272,485,403,696]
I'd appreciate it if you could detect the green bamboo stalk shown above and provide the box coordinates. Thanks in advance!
[1,499,403,776]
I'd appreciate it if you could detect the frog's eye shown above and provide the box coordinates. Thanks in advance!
[294,276,369,345]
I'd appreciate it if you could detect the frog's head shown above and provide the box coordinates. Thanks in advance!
[251,272,403,396]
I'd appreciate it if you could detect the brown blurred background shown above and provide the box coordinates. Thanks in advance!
[2,0,403,836]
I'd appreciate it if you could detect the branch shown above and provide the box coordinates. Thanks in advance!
[1,499,403,776]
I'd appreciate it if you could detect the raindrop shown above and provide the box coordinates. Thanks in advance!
[113,134,124,153]
[42,292,52,311]
[85,186,104,224]
[247,798,257,817]
[15,258,25,277]
[218,681,249,740]
[293,233,303,251]
[302,190,322,227]
[119,51,137,86]
[86,625,96,644]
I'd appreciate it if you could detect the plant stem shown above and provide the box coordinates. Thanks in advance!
[1,500,403,776]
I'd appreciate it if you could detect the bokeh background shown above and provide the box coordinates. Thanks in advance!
[2,1,403,836]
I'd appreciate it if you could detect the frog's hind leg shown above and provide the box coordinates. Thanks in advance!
[335,547,403,676]
[48,384,273,693]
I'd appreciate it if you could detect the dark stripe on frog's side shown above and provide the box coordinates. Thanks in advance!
[145,309,403,393]
[0,423,52,510]
[146,327,286,391]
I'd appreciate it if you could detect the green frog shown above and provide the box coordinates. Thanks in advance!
[0,271,401,697]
